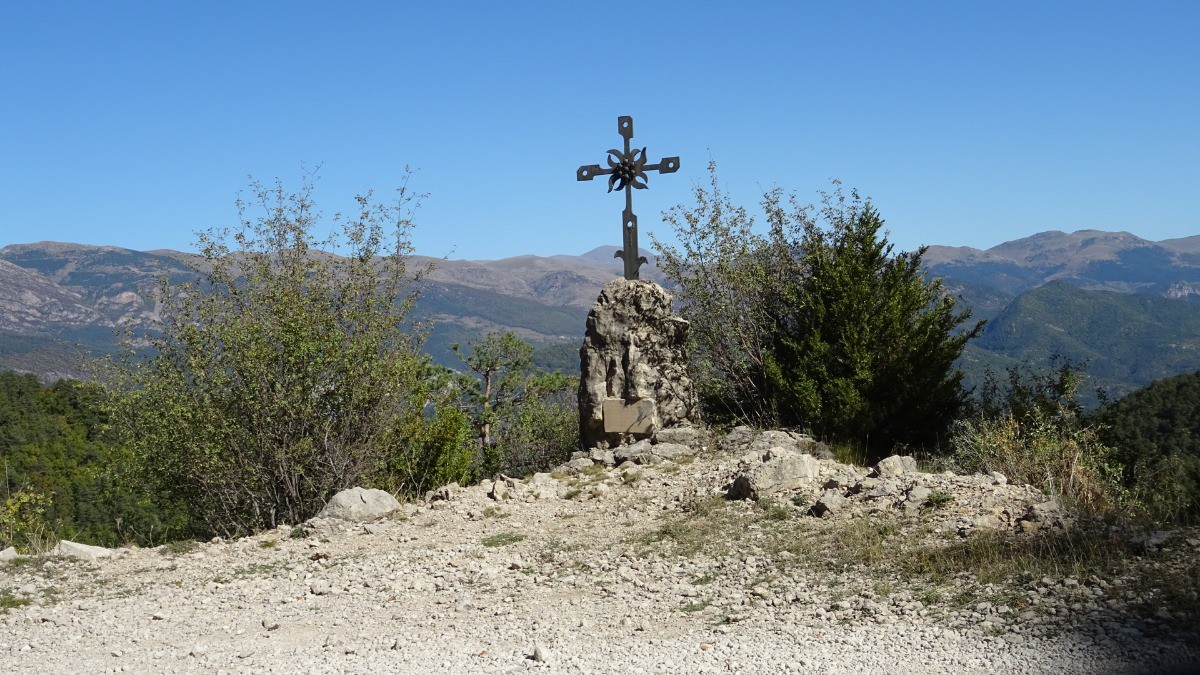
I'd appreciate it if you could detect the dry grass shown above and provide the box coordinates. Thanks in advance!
[634,494,1200,623]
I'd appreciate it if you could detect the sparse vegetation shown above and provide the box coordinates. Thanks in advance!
[954,362,1124,516]
[481,532,525,548]
[923,491,954,509]
[634,486,1198,624]
[160,539,198,556]
[1,588,31,613]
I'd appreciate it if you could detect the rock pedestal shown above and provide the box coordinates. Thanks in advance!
[578,278,697,449]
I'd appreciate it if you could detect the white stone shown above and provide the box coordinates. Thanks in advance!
[316,487,401,522]
[52,540,113,562]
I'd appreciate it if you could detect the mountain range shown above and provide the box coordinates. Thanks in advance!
[3,229,1200,404]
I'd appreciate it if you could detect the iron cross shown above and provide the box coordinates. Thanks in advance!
[577,116,679,280]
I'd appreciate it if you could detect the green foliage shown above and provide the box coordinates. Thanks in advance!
[101,172,462,538]
[923,491,954,509]
[453,332,577,478]
[481,532,524,547]
[0,371,172,548]
[971,281,1200,406]
[954,363,1125,514]
[972,357,1091,422]
[0,486,55,554]
[1090,370,1200,524]
[454,332,533,447]
[656,163,979,455]
[766,189,981,457]
[653,161,791,426]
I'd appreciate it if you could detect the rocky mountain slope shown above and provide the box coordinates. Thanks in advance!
[926,229,1200,311]
[2,427,1197,673]
[5,231,1200,396]
[0,242,651,379]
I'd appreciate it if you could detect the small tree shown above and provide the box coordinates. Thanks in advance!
[103,171,470,537]
[652,161,793,425]
[453,332,577,477]
[453,331,533,448]
[767,191,983,456]
[657,165,980,455]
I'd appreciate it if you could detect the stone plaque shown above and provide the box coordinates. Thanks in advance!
[602,398,658,435]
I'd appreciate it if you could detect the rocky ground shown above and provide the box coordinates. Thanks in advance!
[2,427,1198,674]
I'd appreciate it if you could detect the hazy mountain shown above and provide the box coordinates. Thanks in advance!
[0,242,651,379]
[962,281,1200,405]
[926,229,1200,304]
[4,231,1200,405]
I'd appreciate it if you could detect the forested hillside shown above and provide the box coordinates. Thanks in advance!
[0,371,174,549]
[1092,370,1200,522]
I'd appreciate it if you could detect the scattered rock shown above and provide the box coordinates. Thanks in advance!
[425,482,461,503]
[727,447,820,500]
[317,487,402,522]
[589,448,616,466]
[872,455,919,478]
[654,425,707,448]
[489,478,514,501]
[809,489,849,517]
[51,540,113,562]
[565,457,595,472]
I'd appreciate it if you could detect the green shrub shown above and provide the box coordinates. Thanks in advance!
[953,408,1123,514]
[0,487,56,554]
[101,172,466,539]
[655,163,980,454]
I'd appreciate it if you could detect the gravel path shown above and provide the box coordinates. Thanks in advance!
[3,444,1197,674]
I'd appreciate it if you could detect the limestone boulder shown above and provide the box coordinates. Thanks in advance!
[809,489,849,517]
[52,540,113,562]
[317,487,401,522]
[727,447,821,500]
[872,455,919,478]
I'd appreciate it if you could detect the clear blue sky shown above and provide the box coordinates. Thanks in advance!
[2,1,1197,260]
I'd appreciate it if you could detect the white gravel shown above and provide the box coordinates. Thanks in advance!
[3,447,1196,674]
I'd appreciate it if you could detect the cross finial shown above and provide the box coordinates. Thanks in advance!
[577,116,679,280]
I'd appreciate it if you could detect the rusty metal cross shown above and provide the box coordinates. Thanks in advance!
[577,116,679,280]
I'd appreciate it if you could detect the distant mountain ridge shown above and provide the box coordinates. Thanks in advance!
[925,229,1200,304]
[3,230,1200,405]
[0,241,656,380]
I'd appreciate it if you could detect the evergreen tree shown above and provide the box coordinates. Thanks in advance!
[768,199,982,456]
[656,164,980,458]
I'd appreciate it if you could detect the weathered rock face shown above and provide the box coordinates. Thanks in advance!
[578,279,696,449]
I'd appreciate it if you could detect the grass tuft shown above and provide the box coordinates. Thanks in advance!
[482,532,525,548]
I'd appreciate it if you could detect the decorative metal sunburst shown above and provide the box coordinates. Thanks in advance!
[577,116,679,281]
[606,145,648,193]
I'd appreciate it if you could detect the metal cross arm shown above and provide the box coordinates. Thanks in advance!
[577,116,679,280]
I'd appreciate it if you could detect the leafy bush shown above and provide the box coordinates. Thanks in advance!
[955,362,1124,514]
[101,172,465,538]
[653,162,790,426]
[0,487,55,554]
[655,163,979,456]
